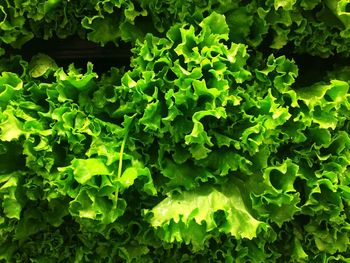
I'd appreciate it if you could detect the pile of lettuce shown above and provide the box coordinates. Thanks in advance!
[1,1,350,262]
[2,0,350,57]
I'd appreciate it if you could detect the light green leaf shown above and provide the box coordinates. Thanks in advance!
[146,185,267,248]
[68,158,110,184]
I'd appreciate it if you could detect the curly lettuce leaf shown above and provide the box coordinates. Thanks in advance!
[146,184,270,249]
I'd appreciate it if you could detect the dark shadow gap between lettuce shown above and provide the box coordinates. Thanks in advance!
[5,36,132,74]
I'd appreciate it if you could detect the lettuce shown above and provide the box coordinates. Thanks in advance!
[1,0,350,59]
[0,6,350,263]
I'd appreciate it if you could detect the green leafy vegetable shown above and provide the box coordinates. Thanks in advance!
[0,4,350,263]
